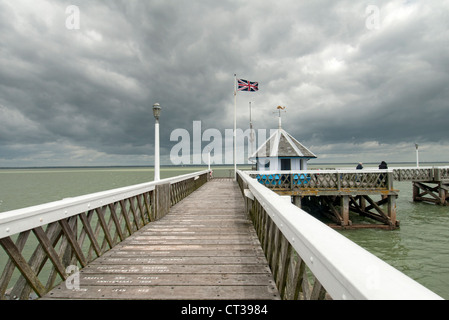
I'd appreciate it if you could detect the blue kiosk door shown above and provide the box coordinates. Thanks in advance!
[281,159,291,170]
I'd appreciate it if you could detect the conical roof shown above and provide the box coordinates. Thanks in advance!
[250,128,317,159]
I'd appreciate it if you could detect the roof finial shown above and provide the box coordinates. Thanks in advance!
[276,106,286,129]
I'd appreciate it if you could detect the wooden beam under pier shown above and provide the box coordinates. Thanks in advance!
[413,181,449,206]
[296,194,399,230]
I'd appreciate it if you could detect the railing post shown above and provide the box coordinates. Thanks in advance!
[434,167,441,182]
[387,172,393,190]
[154,183,170,220]
[337,172,341,190]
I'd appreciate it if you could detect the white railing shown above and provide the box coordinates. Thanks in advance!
[390,166,449,181]
[237,170,442,300]
[246,169,393,191]
[0,170,209,299]
[0,170,209,239]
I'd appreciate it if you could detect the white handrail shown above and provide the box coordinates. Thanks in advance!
[0,170,209,239]
[238,170,443,300]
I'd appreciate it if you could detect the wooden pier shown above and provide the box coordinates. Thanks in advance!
[249,170,399,230]
[393,167,449,206]
[1,169,444,301]
[41,179,279,300]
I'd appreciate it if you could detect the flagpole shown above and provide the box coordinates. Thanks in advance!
[233,74,237,180]
[249,101,255,166]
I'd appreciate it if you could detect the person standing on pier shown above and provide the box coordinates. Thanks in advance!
[378,161,388,184]
[379,161,388,169]
[356,162,363,182]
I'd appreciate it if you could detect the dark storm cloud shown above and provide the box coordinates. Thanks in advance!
[0,0,448,166]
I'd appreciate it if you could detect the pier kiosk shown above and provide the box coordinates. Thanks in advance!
[249,106,317,172]
[248,107,399,230]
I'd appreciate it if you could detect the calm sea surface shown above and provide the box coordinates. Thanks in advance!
[1,164,448,299]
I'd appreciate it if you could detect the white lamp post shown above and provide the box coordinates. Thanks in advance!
[153,103,161,181]
[207,149,211,171]
[415,143,419,168]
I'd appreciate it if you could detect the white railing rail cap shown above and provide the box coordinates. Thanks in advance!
[238,170,443,300]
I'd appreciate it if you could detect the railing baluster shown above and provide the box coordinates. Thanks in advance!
[0,231,30,299]
[310,277,326,300]
[59,218,87,268]
[135,194,146,224]
[271,226,281,280]
[79,212,102,257]
[0,236,46,298]
[32,226,67,281]
[119,199,134,235]
[277,235,292,299]
[128,197,141,229]
[292,257,306,300]
[142,192,152,222]
[95,207,114,249]
[108,203,125,242]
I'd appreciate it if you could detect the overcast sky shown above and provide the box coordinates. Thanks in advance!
[1,0,448,167]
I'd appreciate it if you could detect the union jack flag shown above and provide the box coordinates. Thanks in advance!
[237,79,259,92]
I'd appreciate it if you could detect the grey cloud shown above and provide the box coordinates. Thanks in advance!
[0,0,448,166]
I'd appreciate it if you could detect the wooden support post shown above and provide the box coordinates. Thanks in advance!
[388,195,397,227]
[413,181,448,206]
[360,195,366,212]
[341,196,350,226]
[443,184,449,206]
[439,182,447,206]
[413,182,420,202]
[293,196,302,208]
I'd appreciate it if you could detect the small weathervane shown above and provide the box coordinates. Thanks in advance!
[275,106,286,129]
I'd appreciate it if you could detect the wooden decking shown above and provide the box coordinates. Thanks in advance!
[42,179,279,300]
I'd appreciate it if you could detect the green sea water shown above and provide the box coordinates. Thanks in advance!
[0,164,448,299]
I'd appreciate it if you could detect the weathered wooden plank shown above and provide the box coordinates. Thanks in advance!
[115,244,263,251]
[81,264,272,275]
[68,273,275,286]
[104,249,264,257]
[126,239,260,246]
[89,256,268,265]
[43,284,279,300]
[129,235,258,241]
